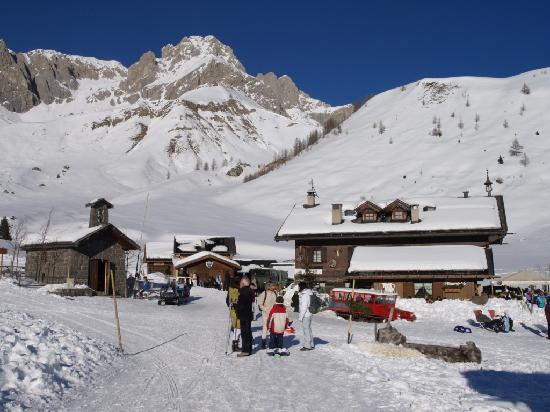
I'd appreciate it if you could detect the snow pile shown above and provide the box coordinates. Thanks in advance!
[0,309,117,411]
[356,341,423,358]
[396,297,546,324]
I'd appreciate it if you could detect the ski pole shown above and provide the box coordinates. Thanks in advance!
[225,304,233,355]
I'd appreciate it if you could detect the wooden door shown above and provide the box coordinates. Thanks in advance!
[89,259,99,290]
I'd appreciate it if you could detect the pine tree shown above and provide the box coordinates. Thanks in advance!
[521,83,530,95]
[222,158,228,167]
[509,138,524,157]
[458,118,464,129]
[203,162,209,171]
[211,159,217,170]
[498,155,504,164]
[0,217,11,240]
[520,152,529,167]
[378,121,386,134]
[503,119,509,128]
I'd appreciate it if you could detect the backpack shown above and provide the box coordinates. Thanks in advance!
[308,293,323,314]
[536,295,546,309]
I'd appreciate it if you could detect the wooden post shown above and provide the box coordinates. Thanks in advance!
[347,279,356,344]
[0,250,4,279]
[110,267,124,352]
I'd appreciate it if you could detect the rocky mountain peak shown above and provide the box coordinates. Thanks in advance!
[161,35,245,73]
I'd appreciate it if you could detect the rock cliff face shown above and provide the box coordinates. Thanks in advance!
[0,35,352,191]
[0,36,352,122]
[0,40,125,112]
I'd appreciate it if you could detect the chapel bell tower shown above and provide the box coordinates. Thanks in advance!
[85,198,114,227]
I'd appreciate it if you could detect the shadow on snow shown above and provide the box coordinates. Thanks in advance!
[462,370,550,411]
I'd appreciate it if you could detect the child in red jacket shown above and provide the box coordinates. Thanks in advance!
[267,296,289,353]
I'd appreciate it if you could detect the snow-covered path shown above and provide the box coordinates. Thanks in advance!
[1,281,549,411]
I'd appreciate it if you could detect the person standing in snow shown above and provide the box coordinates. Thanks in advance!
[257,282,278,349]
[291,285,300,313]
[126,274,136,298]
[267,295,289,352]
[226,276,241,351]
[545,296,550,340]
[236,276,254,356]
[298,282,314,351]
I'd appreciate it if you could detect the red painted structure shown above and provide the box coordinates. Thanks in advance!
[330,288,416,321]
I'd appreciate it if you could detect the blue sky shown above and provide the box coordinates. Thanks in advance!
[2,0,549,105]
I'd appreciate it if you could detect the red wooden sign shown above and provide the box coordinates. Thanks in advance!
[0,248,7,254]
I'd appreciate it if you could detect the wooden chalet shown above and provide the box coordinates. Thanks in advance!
[22,199,139,295]
[275,185,508,299]
[143,235,238,284]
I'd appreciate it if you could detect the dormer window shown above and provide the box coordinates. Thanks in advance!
[354,200,382,224]
[382,199,411,223]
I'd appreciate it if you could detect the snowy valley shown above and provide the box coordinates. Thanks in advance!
[1,38,549,271]
[1,32,550,412]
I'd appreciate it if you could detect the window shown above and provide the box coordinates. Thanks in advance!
[312,249,322,263]
[393,210,405,220]
[363,212,377,222]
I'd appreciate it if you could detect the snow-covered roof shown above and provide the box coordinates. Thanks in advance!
[212,245,228,252]
[174,234,229,243]
[173,251,240,269]
[22,223,139,251]
[348,245,488,272]
[23,224,105,245]
[276,196,504,239]
[145,242,173,260]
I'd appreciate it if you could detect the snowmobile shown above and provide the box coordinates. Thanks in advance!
[158,282,188,305]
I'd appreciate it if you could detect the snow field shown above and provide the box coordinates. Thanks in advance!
[1,280,549,411]
[0,306,118,411]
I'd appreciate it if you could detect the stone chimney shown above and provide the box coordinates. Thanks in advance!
[410,204,420,223]
[332,204,343,225]
[85,198,114,227]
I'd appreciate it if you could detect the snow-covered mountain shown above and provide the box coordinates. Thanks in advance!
[0,35,352,189]
[1,36,549,272]
[220,69,550,271]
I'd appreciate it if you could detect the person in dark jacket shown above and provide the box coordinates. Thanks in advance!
[545,296,550,340]
[236,276,254,356]
[126,274,136,298]
[291,285,300,313]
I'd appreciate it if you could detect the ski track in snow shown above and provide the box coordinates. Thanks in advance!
[1,280,549,411]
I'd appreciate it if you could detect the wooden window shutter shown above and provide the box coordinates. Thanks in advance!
[308,248,314,264]
[321,248,327,263]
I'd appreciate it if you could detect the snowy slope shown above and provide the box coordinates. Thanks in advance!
[1,50,549,271]
[216,69,550,270]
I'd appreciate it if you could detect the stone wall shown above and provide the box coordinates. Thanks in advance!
[24,243,127,295]
[25,248,72,284]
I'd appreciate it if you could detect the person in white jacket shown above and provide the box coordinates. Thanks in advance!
[298,282,314,351]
